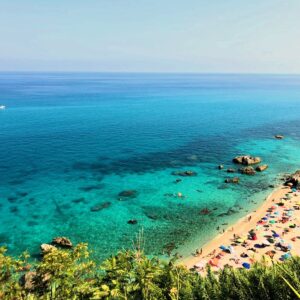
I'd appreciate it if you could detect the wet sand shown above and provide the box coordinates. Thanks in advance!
[181,185,300,273]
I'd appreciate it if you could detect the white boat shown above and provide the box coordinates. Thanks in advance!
[0,105,6,110]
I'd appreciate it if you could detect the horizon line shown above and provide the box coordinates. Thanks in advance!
[0,70,300,76]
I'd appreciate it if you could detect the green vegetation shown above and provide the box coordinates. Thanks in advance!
[1,243,300,299]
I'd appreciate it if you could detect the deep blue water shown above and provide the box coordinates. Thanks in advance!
[1,72,300,260]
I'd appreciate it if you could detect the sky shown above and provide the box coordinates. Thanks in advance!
[0,0,300,73]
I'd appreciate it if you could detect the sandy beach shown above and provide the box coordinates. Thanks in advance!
[181,183,300,272]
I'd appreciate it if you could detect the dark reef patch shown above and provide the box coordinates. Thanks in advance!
[79,184,105,192]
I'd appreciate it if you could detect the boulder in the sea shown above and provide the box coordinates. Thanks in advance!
[218,165,224,170]
[225,177,240,184]
[40,243,57,254]
[284,170,300,188]
[275,135,284,139]
[239,166,256,175]
[90,201,111,212]
[256,164,268,172]
[233,155,261,165]
[52,237,73,248]
[227,168,235,173]
[171,170,197,177]
[118,190,137,198]
[174,178,182,183]
[127,219,138,225]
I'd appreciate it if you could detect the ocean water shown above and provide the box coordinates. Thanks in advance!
[1,72,300,260]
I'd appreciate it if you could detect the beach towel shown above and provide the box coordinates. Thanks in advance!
[242,262,251,269]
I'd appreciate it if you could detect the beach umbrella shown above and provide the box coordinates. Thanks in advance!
[269,220,276,224]
[242,262,251,269]
[273,233,280,238]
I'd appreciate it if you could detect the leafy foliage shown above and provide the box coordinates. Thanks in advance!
[0,244,300,299]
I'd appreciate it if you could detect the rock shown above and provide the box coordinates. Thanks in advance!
[174,178,182,183]
[269,184,275,188]
[52,237,73,248]
[199,208,211,215]
[118,190,137,198]
[40,243,57,254]
[239,166,256,175]
[225,177,239,184]
[127,219,138,225]
[218,165,224,170]
[171,170,197,177]
[233,155,261,165]
[256,164,268,172]
[284,170,300,188]
[227,168,235,173]
[90,201,111,212]
[275,135,284,139]
[22,271,36,291]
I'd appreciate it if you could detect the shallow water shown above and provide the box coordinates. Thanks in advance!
[1,73,300,259]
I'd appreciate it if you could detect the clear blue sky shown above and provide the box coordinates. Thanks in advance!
[0,0,299,73]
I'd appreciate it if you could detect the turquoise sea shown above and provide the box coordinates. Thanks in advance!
[1,72,300,260]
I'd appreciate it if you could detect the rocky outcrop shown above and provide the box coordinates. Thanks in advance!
[40,243,57,254]
[256,164,268,172]
[233,155,261,165]
[52,237,73,248]
[275,135,284,139]
[22,271,36,291]
[227,168,235,173]
[218,165,224,170]
[285,170,300,188]
[171,170,197,176]
[239,166,256,175]
[225,177,239,184]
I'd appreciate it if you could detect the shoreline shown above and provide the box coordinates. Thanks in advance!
[180,183,300,271]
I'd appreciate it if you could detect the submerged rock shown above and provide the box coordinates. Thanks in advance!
[225,177,240,184]
[256,164,268,172]
[90,201,111,212]
[233,155,261,165]
[127,219,138,225]
[118,190,137,198]
[52,237,73,248]
[239,166,256,175]
[72,197,86,203]
[275,134,284,139]
[227,168,236,173]
[171,170,197,177]
[218,165,224,170]
[199,208,211,215]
